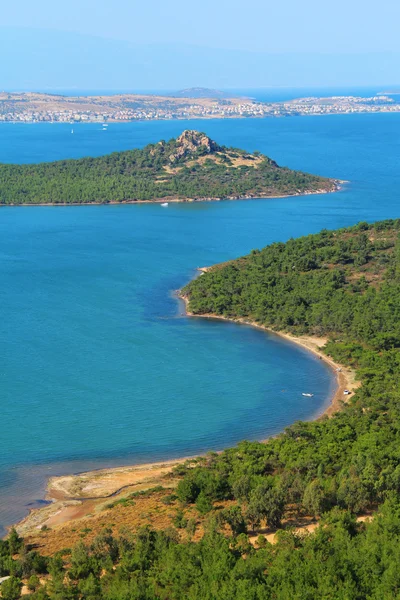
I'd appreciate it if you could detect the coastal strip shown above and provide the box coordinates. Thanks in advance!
[15,459,189,537]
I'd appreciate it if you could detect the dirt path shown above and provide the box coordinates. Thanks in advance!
[248,513,373,546]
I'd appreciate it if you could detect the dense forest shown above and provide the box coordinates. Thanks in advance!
[0,130,335,204]
[3,501,400,599]
[3,220,400,599]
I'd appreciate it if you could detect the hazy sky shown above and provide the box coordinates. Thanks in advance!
[2,0,399,54]
[1,0,399,89]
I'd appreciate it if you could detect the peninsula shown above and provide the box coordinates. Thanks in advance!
[3,220,400,600]
[0,130,338,205]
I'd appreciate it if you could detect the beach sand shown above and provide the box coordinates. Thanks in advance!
[15,459,186,536]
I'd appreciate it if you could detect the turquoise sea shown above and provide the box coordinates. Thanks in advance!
[1,111,400,534]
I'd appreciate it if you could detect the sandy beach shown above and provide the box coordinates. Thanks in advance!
[15,458,188,538]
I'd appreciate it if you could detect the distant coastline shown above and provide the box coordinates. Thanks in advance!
[1,91,399,124]
[2,112,400,125]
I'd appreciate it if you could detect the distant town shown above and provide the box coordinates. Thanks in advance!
[0,89,399,123]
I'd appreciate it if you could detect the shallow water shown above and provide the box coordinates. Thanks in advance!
[1,112,399,534]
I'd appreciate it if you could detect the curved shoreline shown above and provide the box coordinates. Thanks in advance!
[12,293,357,537]
[179,294,358,421]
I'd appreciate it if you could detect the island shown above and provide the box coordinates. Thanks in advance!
[3,219,400,599]
[0,130,338,205]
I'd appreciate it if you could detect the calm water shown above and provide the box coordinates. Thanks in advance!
[1,113,400,534]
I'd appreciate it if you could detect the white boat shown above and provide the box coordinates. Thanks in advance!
[302,393,314,397]
[161,202,169,207]
[71,129,74,134]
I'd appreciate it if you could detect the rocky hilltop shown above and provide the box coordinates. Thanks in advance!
[0,130,339,205]
[167,130,220,162]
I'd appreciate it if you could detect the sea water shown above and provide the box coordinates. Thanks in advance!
[0,111,399,534]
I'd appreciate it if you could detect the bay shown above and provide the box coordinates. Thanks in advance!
[1,111,399,534]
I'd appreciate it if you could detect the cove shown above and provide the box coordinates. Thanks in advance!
[0,203,335,534]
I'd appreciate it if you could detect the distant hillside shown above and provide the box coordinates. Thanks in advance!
[0,130,337,205]
[174,87,234,98]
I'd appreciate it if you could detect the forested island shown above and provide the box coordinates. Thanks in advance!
[0,130,337,205]
[3,219,400,599]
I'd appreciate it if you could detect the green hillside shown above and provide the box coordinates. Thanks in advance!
[183,219,400,343]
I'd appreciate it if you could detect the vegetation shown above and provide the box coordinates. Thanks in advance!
[4,219,400,598]
[0,130,334,205]
[184,219,400,338]
[4,501,400,598]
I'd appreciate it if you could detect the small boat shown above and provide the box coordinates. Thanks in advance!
[71,129,74,134]
[302,393,314,397]
[161,202,169,207]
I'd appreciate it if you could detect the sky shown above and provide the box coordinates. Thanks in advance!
[1,0,399,90]
[2,0,399,54]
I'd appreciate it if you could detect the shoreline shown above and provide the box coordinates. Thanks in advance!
[14,457,194,538]
[11,291,357,538]
[1,110,400,125]
[179,293,358,421]
[0,184,341,207]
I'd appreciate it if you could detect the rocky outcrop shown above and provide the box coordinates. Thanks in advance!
[169,130,220,162]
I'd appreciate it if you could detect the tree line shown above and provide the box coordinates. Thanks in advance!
[3,499,400,598]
